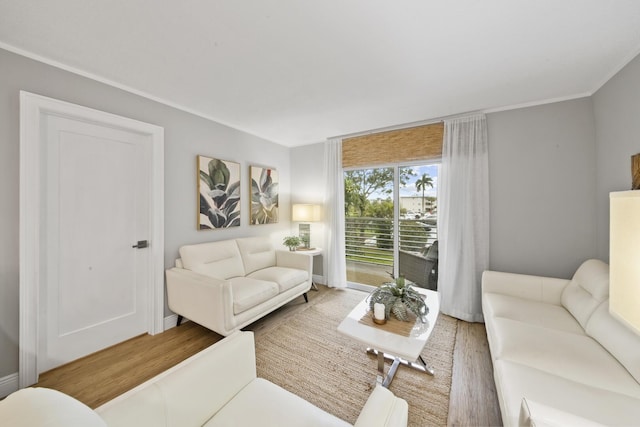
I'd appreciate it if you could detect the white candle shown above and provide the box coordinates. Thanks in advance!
[374,303,385,320]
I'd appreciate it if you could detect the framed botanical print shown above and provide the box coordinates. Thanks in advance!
[198,155,241,229]
[250,166,279,224]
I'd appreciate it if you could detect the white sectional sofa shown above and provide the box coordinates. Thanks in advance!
[482,259,640,426]
[166,236,312,336]
[0,331,409,426]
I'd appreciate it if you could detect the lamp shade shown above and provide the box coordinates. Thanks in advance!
[292,204,321,222]
[610,190,640,335]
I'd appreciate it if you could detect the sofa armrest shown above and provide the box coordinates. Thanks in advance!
[165,268,235,335]
[0,388,107,427]
[519,398,607,427]
[353,385,408,427]
[482,270,569,305]
[97,332,257,427]
[276,250,313,274]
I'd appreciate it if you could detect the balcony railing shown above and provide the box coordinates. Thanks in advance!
[345,216,437,286]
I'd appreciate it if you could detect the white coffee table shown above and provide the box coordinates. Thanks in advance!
[337,287,440,388]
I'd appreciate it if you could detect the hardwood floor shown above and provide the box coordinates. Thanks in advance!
[448,321,502,426]
[34,320,222,408]
[34,285,502,426]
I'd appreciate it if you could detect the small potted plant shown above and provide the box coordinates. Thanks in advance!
[368,275,428,322]
[282,235,302,251]
[300,234,310,249]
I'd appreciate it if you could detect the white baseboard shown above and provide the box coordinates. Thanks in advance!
[0,372,19,398]
[164,314,178,331]
[164,314,189,331]
[312,274,325,285]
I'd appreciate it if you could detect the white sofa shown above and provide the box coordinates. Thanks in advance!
[0,331,409,426]
[482,259,640,426]
[166,236,312,336]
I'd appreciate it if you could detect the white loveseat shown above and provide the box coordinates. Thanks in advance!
[166,236,312,336]
[0,331,409,426]
[482,259,640,426]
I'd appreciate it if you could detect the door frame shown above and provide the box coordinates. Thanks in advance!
[19,91,165,387]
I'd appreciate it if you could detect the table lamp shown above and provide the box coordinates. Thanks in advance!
[292,204,321,249]
[610,190,640,335]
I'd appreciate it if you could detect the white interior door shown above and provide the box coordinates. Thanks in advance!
[39,116,150,373]
[20,91,165,388]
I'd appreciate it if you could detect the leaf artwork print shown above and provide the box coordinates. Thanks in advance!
[198,156,241,229]
[250,166,279,224]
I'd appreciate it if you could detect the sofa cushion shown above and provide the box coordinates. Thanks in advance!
[482,271,569,305]
[229,277,279,314]
[494,360,640,427]
[204,378,350,427]
[483,292,585,335]
[248,266,309,292]
[0,387,107,427]
[489,317,640,398]
[179,240,245,279]
[560,259,609,328]
[519,398,609,427]
[586,301,640,385]
[236,236,277,275]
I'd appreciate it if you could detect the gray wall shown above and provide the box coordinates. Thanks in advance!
[487,98,598,278]
[593,54,640,261]
[0,48,292,379]
[291,99,600,281]
[290,142,327,278]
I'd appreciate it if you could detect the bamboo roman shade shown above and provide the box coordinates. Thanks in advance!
[342,122,444,168]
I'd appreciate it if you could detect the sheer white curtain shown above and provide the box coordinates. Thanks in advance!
[438,114,489,322]
[323,138,347,288]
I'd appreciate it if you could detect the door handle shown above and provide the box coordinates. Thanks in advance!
[132,240,149,249]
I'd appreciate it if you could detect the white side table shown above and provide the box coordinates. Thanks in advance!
[295,247,322,291]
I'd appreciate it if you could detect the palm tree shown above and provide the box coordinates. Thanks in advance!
[415,173,434,214]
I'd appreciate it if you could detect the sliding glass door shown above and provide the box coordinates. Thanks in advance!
[344,163,439,290]
[344,167,395,287]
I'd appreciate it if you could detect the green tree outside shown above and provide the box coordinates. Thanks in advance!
[415,173,434,213]
[344,167,415,217]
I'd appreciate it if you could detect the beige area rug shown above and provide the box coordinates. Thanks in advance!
[254,288,457,427]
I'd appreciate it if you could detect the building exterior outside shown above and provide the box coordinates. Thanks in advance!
[400,196,436,216]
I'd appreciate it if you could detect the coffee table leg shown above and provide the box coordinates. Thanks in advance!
[383,357,401,388]
[376,350,385,385]
[367,348,434,388]
[417,355,435,376]
[371,348,400,388]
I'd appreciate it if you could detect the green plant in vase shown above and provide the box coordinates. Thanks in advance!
[282,236,302,251]
[368,276,428,322]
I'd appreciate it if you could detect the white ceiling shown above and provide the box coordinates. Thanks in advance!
[2,1,640,147]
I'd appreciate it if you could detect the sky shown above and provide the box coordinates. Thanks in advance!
[400,164,438,198]
[367,163,439,200]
